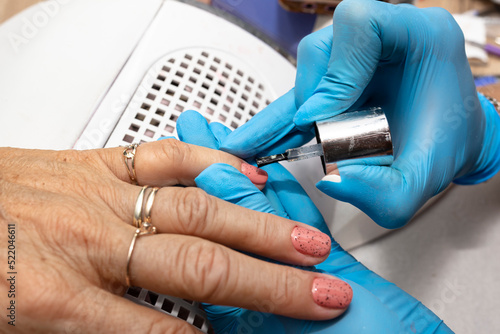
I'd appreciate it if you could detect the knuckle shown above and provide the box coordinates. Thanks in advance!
[334,0,371,24]
[269,267,301,306]
[173,188,213,235]
[177,241,231,301]
[425,8,464,48]
[428,6,453,22]
[257,214,279,247]
[297,33,317,56]
[428,9,450,34]
[158,139,191,164]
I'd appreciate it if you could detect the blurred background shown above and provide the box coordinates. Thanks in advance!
[3,0,500,77]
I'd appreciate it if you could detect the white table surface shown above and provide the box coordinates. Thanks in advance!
[350,174,500,333]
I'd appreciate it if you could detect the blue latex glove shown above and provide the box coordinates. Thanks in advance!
[220,0,500,228]
[176,110,453,334]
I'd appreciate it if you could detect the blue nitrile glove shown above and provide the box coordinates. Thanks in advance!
[176,110,453,334]
[219,0,500,229]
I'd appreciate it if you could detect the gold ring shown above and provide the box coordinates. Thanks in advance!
[126,223,157,287]
[123,143,140,184]
[133,186,148,228]
[144,187,159,224]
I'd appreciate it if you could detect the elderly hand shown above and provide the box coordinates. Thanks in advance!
[220,0,500,228]
[177,110,453,334]
[0,140,351,333]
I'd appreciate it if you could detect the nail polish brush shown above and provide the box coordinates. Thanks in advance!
[256,108,393,173]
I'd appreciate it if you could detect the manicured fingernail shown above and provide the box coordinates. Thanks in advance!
[241,162,268,185]
[322,169,341,183]
[312,278,353,309]
[291,226,330,257]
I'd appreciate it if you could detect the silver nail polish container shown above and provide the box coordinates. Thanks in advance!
[315,108,393,174]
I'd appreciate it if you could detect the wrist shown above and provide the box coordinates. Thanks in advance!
[454,92,500,185]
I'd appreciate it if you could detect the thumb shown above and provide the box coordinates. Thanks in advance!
[316,164,419,229]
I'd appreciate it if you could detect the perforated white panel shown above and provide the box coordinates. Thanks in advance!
[124,286,213,333]
[105,47,274,147]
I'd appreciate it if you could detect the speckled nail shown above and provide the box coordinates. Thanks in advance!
[312,278,353,309]
[241,162,268,185]
[290,226,331,257]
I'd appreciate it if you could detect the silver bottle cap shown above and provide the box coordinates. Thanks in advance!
[315,108,393,174]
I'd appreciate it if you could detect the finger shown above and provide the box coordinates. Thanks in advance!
[197,163,294,222]
[177,110,219,149]
[263,163,332,236]
[196,163,292,219]
[125,182,331,266]
[208,122,231,143]
[63,285,200,334]
[195,163,279,215]
[295,26,333,106]
[316,164,421,229]
[123,233,352,321]
[95,139,268,188]
[220,89,303,158]
[175,110,232,150]
[294,0,401,130]
[196,163,327,234]
[259,166,289,219]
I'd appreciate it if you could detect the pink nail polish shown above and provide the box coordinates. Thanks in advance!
[291,226,330,257]
[241,162,268,185]
[312,278,353,309]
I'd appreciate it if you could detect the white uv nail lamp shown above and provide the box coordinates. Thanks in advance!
[0,0,410,331]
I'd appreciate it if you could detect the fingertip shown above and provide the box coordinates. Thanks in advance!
[241,162,268,189]
[291,225,331,259]
[294,93,344,131]
[219,136,254,158]
[322,172,341,183]
[255,183,266,191]
[208,122,232,143]
[316,179,339,196]
[293,105,315,131]
[196,162,268,191]
[311,276,353,310]
[315,165,366,205]
[177,109,207,126]
[177,110,219,149]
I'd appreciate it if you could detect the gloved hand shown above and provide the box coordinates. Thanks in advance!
[176,110,453,333]
[219,0,500,228]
